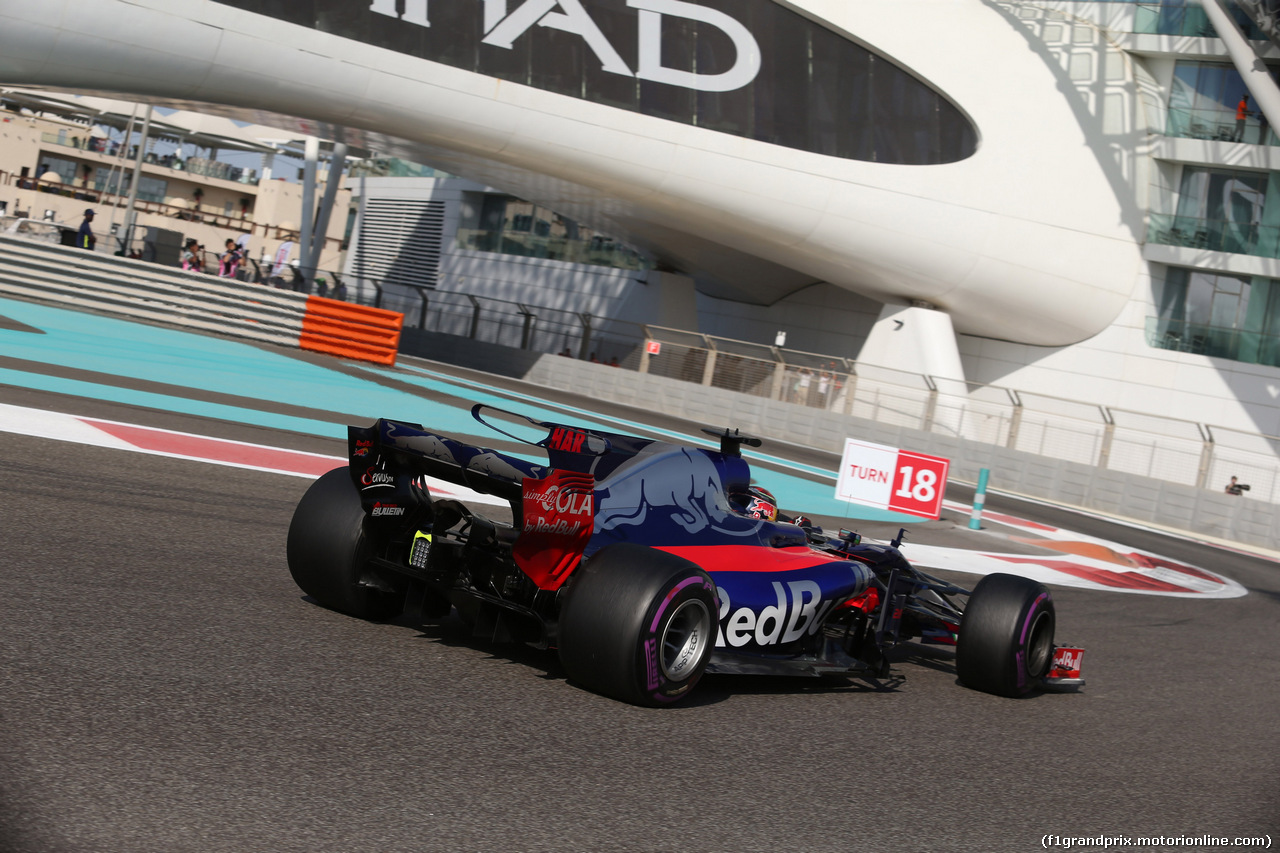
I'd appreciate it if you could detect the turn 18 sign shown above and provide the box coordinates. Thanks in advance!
[835,439,950,520]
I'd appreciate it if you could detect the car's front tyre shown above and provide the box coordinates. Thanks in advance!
[955,572,1055,697]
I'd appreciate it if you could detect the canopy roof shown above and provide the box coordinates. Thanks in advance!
[1,88,286,155]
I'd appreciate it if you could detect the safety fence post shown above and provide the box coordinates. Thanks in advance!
[769,348,788,401]
[1005,388,1023,449]
[700,337,718,387]
[921,374,939,432]
[517,303,536,350]
[1195,424,1215,490]
[638,326,653,374]
[843,361,858,415]
[1098,406,1115,470]
[466,294,482,339]
[577,312,593,361]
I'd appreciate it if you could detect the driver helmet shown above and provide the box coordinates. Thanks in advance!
[731,485,778,521]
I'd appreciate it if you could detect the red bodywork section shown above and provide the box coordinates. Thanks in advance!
[513,471,595,590]
[655,544,861,574]
[1048,646,1084,680]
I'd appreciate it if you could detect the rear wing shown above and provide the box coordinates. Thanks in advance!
[349,405,765,502]
[349,418,546,503]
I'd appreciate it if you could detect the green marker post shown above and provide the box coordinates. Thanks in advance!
[969,468,990,530]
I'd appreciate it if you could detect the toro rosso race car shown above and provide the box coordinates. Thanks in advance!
[286,406,1085,706]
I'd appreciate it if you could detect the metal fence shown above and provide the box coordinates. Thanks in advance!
[355,279,646,365]
[342,280,1280,503]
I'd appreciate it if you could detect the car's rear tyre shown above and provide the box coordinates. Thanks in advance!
[286,467,404,620]
[956,572,1055,697]
[558,543,717,707]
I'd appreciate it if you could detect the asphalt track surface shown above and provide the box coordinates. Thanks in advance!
[1,338,1278,851]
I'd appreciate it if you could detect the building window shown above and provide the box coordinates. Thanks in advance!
[1168,61,1276,145]
[92,169,168,204]
[37,155,78,184]
[1177,167,1266,228]
[1135,0,1264,38]
[1150,267,1280,365]
[1149,166,1280,259]
[93,167,123,196]
[456,193,650,270]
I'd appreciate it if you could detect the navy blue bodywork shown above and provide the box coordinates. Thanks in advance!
[339,405,971,678]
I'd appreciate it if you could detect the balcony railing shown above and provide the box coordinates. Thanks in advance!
[0,173,312,244]
[38,132,259,184]
[1147,212,1280,260]
[1166,106,1276,146]
[1146,315,1280,366]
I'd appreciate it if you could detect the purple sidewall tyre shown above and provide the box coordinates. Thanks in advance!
[955,572,1055,698]
[558,543,717,707]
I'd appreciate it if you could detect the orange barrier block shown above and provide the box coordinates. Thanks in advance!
[299,296,404,366]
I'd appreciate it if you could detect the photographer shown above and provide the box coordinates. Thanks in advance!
[1225,476,1250,495]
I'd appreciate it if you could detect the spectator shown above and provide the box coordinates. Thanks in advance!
[180,239,203,272]
[234,234,252,281]
[795,368,812,404]
[1235,96,1250,142]
[76,209,96,250]
[288,261,308,293]
[218,238,243,278]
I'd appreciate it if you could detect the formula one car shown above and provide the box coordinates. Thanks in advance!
[286,406,1084,706]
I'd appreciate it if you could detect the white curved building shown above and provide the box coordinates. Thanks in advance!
[4,0,1280,485]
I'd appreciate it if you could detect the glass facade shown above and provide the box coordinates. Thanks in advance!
[1151,267,1280,365]
[1149,167,1280,259]
[36,155,79,184]
[456,193,650,270]
[349,157,449,179]
[211,0,977,165]
[1134,0,1265,38]
[1167,61,1277,146]
[92,169,168,204]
